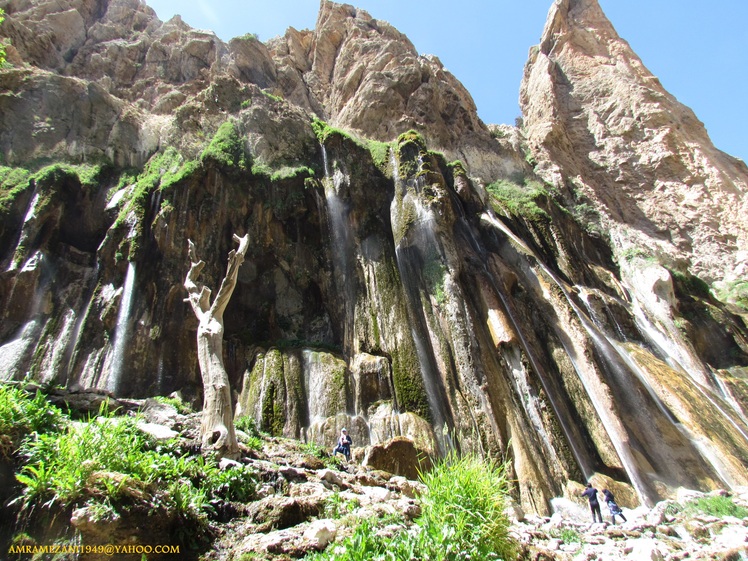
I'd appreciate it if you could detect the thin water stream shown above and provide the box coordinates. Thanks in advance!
[107,262,137,394]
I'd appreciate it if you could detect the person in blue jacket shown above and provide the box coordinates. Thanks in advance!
[332,428,352,461]
[581,483,603,523]
[603,489,627,524]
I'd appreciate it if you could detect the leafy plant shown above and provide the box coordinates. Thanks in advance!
[10,400,257,524]
[321,491,360,519]
[260,89,283,103]
[423,260,447,305]
[0,384,65,457]
[153,395,192,414]
[551,527,582,544]
[235,415,262,439]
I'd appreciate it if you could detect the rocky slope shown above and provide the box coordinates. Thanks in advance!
[0,0,747,524]
[520,0,748,286]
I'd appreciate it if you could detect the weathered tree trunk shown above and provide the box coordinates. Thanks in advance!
[184,234,249,459]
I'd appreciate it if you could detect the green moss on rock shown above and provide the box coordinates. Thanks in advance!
[200,121,247,170]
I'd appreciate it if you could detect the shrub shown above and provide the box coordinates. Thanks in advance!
[417,453,516,560]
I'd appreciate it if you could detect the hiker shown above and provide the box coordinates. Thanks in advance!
[581,483,603,523]
[603,489,627,524]
[332,427,352,461]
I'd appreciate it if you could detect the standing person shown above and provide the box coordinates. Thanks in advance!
[581,483,603,523]
[332,428,352,461]
[603,489,627,524]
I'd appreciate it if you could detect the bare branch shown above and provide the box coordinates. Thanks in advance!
[210,234,250,318]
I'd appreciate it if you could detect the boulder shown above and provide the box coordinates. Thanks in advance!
[363,437,432,481]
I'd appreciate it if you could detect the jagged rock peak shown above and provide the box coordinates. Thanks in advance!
[521,0,748,284]
[269,1,517,180]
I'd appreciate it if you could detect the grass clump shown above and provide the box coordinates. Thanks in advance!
[309,453,516,561]
[684,495,748,518]
[551,527,582,544]
[200,121,247,170]
[2,389,258,536]
[311,116,355,144]
[486,178,549,222]
[152,395,192,415]
[0,385,65,459]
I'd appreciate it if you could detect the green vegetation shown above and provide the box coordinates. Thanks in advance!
[0,9,7,67]
[0,166,32,215]
[321,491,360,519]
[261,89,283,103]
[684,495,748,518]
[309,453,516,561]
[2,386,257,538]
[551,527,583,544]
[669,269,712,299]
[447,160,467,178]
[718,279,748,311]
[423,260,447,305]
[367,140,392,175]
[152,395,192,415]
[200,121,247,170]
[311,116,356,144]
[618,247,658,264]
[0,385,65,458]
[486,178,549,222]
[267,165,315,183]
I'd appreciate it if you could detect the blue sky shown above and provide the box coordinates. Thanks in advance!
[145,0,748,162]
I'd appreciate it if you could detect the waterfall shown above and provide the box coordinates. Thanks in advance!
[389,147,453,453]
[107,262,136,395]
[320,145,356,346]
[481,210,746,502]
[480,211,671,503]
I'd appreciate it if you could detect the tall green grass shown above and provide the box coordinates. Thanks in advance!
[685,495,748,518]
[0,385,65,458]
[308,453,516,560]
[2,385,257,532]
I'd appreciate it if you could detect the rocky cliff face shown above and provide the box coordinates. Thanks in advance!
[1,0,747,516]
[520,0,748,286]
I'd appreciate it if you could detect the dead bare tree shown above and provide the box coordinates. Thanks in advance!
[184,234,249,459]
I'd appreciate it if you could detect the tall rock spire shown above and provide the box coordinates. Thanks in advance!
[521,0,748,285]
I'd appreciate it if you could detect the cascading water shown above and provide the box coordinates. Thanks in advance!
[389,147,453,453]
[480,209,746,502]
[107,262,136,394]
[321,145,356,346]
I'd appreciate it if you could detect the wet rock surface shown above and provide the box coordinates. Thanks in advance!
[1,0,747,524]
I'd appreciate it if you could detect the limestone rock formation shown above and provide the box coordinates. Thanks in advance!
[1,0,747,519]
[520,0,748,286]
